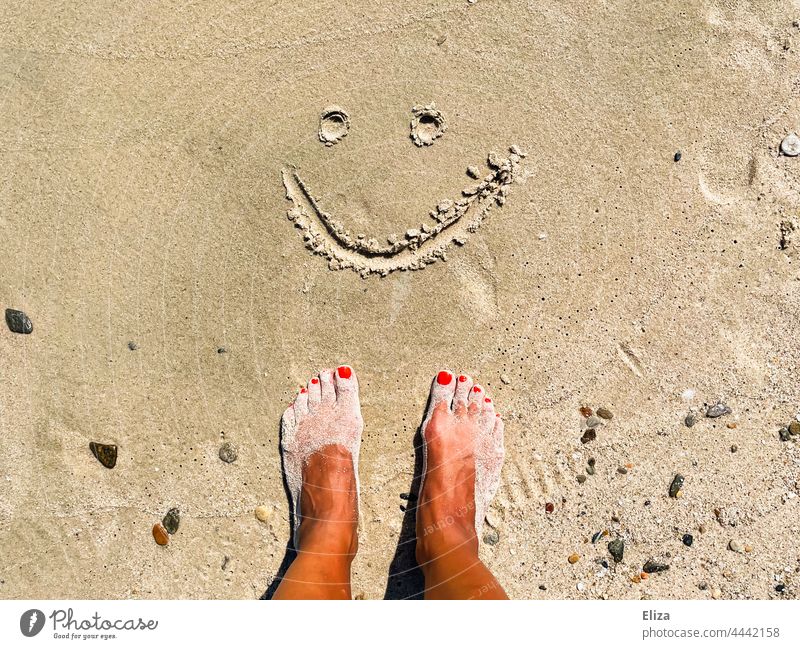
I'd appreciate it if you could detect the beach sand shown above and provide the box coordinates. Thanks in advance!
[1,0,799,599]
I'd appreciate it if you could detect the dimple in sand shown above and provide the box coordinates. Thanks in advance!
[274,366,506,600]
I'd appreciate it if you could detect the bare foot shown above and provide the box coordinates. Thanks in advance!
[280,366,362,556]
[415,370,505,568]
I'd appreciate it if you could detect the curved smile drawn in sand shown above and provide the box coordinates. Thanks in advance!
[281,145,526,278]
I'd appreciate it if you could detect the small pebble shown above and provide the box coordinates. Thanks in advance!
[730,444,738,453]
[466,165,480,179]
[711,588,722,599]
[706,402,732,418]
[699,582,708,590]
[576,474,587,484]
[780,133,800,156]
[779,427,792,442]
[127,341,138,351]
[608,539,624,563]
[617,467,628,475]
[580,429,597,444]
[699,524,707,534]
[152,522,169,546]
[682,534,694,547]
[576,581,585,592]
[726,422,737,429]
[789,421,800,435]
[579,406,593,418]
[89,442,117,469]
[684,412,697,428]
[219,442,238,463]
[4,308,33,334]
[674,151,682,162]
[483,529,500,546]
[744,544,753,553]
[539,584,546,591]
[217,347,227,354]
[255,505,272,523]
[729,539,744,553]
[596,407,613,420]
[642,560,669,573]
[586,465,595,475]
[500,374,511,385]
[631,574,641,584]
[669,474,685,498]
[776,584,785,593]
[436,34,447,46]
[545,502,555,513]
[162,508,180,534]
[585,416,603,428]
[568,553,580,564]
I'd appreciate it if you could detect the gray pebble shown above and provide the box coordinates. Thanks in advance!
[779,427,792,442]
[483,529,500,545]
[729,539,744,553]
[642,560,670,574]
[669,474,685,498]
[127,341,138,351]
[685,412,698,427]
[608,539,624,563]
[5,308,32,334]
[162,508,180,534]
[586,416,603,428]
[219,442,238,463]
[706,402,732,418]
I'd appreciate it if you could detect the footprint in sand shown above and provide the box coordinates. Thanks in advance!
[282,105,526,278]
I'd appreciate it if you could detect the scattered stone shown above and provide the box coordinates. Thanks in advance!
[162,508,180,534]
[539,584,546,591]
[674,151,682,162]
[617,467,628,475]
[730,444,738,453]
[500,374,511,385]
[699,524,707,534]
[568,553,580,564]
[683,534,694,547]
[152,522,169,546]
[776,584,785,593]
[744,544,753,553]
[576,581,585,592]
[586,464,595,475]
[221,555,229,570]
[685,412,697,428]
[608,539,624,563]
[711,588,722,599]
[579,406,593,418]
[642,560,669,574]
[545,502,555,514]
[219,442,238,464]
[729,539,744,553]
[586,416,603,428]
[577,474,587,484]
[580,429,597,444]
[779,427,792,442]
[790,421,800,436]
[466,166,480,179]
[4,308,32,334]
[483,529,500,545]
[631,574,641,584]
[699,582,708,590]
[596,407,613,420]
[89,442,117,469]
[669,474,685,498]
[780,132,800,156]
[217,347,227,354]
[255,505,271,523]
[127,341,138,351]
[706,402,732,418]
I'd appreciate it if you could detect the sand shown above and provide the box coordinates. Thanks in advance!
[1,0,799,600]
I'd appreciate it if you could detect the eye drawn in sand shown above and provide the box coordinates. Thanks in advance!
[281,145,526,278]
[318,106,350,146]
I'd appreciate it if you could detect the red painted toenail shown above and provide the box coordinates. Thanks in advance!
[311,378,319,384]
[437,371,452,385]
[337,366,352,379]
[300,388,307,394]
[496,413,500,417]
[473,386,481,393]
[485,397,492,403]
[458,375,467,383]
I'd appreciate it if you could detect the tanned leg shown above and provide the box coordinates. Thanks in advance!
[415,371,507,600]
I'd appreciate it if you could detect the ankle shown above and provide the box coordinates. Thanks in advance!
[297,517,358,559]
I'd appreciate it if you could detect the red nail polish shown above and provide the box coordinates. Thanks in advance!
[311,377,319,384]
[458,375,467,383]
[485,397,492,403]
[337,366,352,379]
[437,371,452,385]
[300,388,307,394]
[496,413,500,418]
[473,386,481,393]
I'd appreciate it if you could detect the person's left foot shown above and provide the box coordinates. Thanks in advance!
[280,366,362,557]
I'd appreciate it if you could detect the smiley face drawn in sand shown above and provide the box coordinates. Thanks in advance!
[282,103,526,278]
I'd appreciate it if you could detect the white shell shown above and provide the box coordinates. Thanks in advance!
[780,132,800,156]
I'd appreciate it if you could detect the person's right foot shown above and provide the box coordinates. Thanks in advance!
[415,371,504,566]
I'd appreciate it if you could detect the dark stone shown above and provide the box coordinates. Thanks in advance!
[5,308,32,334]
[617,466,628,475]
[643,560,669,573]
[682,534,694,547]
[579,406,593,418]
[217,347,227,354]
[162,508,180,534]
[706,402,732,418]
[674,151,682,162]
[89,442,117,469]
[591,531,603,544]
[608,539,624,563]
[789,421,800,436]
[545,502,555,513]
[219,442,237,463]
[776,584,785,593]
[127,341,138,351]
[669,474,685,498]
[483,529,500,545]
[685,413,697,427]
[580,428,597,444]
[539,584,546,591]
[576,474,587,484]
[779,427,791,442]
[588,457,596,466]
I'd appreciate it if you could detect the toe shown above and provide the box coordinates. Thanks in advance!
[492,415,505,457]
[307,375,322,410]
[319,368,336,403]
[453,373,473,413]
[481,392,495,417]
[294,386,309,415]
[334,365,360,410]
[468,383,484,412]
[429,369,456,411]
